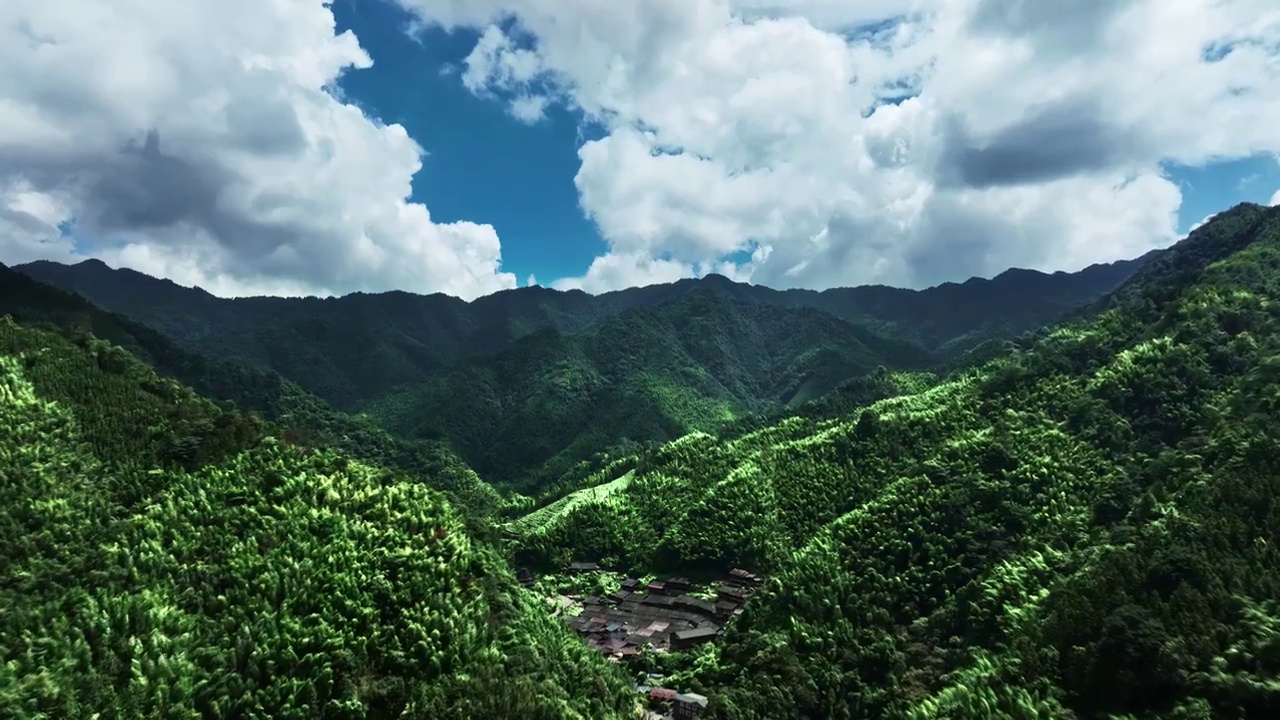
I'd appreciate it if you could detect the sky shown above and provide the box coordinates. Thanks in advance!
[1,0,1279,300]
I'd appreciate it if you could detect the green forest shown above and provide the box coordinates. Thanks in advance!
[3,202,1279,718]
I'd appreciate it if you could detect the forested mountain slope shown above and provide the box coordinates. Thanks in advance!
[367,289,933,489]
[13,259,651,409]
[16,253,1146,410]
[0,262,504,522]
[653,254,1153,358]
[510,202,1280,719]
[0,316,635,719]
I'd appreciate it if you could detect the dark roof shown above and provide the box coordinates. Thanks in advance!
[675,595,716,615]
[676,692,709,707]
[717,585,747,598]
[568,561,601,571]
[674,627,719,641]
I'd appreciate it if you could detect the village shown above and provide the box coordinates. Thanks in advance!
[516,562,765,719]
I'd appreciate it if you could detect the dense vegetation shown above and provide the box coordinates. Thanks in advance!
[0,317,634,719]
[18,253,1141,413]
[6,203,1276,719]
[367,290,934,489]
[508,203,1280,718]
[19,258,1140,491]
[0,263,504,523]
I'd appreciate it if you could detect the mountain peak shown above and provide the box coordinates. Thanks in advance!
[699,272,738,286]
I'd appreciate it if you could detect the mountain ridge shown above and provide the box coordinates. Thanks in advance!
[506,202,1280,718]
[33,252,1152,301]
[2,203,1277,719]
[0,313,636,718]
[365,287,936,489]
[16,252,1153,410]
[0,260,507,522]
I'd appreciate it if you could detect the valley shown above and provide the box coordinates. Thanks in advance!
[2,203,1279,718]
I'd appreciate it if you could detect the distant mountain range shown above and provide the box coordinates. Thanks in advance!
[13,254,1154,487]
[15,254,1152,406]
[5,204,1279,719]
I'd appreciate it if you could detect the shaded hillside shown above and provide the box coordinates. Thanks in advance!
[0,263,504,521]
[16,253,1148,410]
[510,203,1280,718]
[366,290,933,489]
[13,259,642,409]
[735,254,1155,357]
[0,316,636,719]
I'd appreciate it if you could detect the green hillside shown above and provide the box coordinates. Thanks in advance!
[16,254,1144,411]
[0,316,635,719]
[12,259,648,409]
[0,263,504,523]
[366,289,933,489]
[510,203,1280,718]
[6,201,1276,719]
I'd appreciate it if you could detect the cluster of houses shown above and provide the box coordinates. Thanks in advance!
[556,563,764,662]
[638,679,709,720]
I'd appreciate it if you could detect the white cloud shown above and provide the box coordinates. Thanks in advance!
[0,0,517,299]
[398,0,1280,292]
[526,273,538,286]
[552,252,695,293]
[1270,188,1280,206]
[509,95,550,123]
[462,24,552,124]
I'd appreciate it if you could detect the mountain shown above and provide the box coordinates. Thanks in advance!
[3,202,1276,719]
[0,312,636,718]
[15,253,1149,491]
[12,259,645,410]
[507,203,1280,718]
[0,262,505,522]
[16,254,1149,411]
[366,289,935,489]
[645,254,1155,358]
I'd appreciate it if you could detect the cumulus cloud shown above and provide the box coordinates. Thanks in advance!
[0,0,516,299]
[552,252,693,293]
[398,0,1280,292]
[1271,189,1280,207]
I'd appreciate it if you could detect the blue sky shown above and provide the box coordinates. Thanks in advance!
[1166,155,1280,231]
[329,0,1280,289]
[3,0,1278,299]
[332,0,605,286]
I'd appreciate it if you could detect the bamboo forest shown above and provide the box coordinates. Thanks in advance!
[3,202,1280,719]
